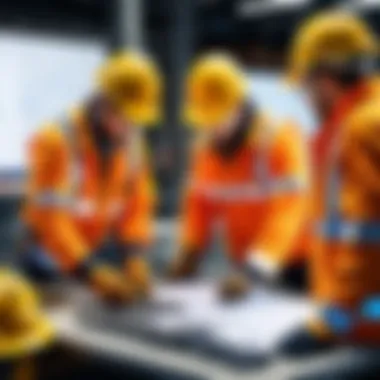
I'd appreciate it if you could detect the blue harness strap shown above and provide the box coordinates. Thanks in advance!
[318,219,380,243]
[322,305,354,334]
[321,296,380,335]
[361,296,380,321]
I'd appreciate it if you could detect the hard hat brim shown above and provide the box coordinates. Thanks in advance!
[121,103,162,127]
[182,104,238,129]
[0,318,55,360]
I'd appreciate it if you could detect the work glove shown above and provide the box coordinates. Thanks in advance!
[124,256,152,301]
[219,251,280,301]
[167,247,202,280]
[218,271,251,302]
[88,265,135,306]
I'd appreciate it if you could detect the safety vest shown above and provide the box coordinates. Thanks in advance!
[192,126,306,202]
[31,115,144,216]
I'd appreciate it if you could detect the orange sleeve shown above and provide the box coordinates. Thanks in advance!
[117,149,156,246]
[341,102,380,194]
[251,123,309,265]
[25,125,89,272]
[178,147,214,252]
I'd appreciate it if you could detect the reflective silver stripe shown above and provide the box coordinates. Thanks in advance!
[194,176,305,201]
[199,184,264,200]
[267,177,306,195]
[32,191,72,207]
[191,122,305,202]
[316,219,380,243]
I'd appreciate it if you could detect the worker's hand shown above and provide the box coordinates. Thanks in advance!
[167,248,202,280]
[124,256,152,301]
[218,272,251,301]
[89,265,134,306]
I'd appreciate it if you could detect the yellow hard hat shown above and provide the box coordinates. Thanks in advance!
[287,11,377,84]
[183,53,246,129]
[97,51,163,126]
[0,269,54,359]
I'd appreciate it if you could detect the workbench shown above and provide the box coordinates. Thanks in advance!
[46,282,380,380]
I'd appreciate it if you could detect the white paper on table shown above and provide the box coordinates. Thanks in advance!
[145,282,315,353]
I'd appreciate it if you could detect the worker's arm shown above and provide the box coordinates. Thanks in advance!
[25,125,90,273]
[246,123,309,281]
[26,125,132,304]
[116,141,156,250]
[168,148,214,279]
[341,101,380,194]
[115,142,156,297]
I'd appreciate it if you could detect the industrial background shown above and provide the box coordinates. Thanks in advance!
[0,0,378,255]
[0,1,379,379]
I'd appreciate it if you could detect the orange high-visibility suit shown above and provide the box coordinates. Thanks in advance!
[180,117,309,267]
[23,109,155,272]
[310,79,380,343]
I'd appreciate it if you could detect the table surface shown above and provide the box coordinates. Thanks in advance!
[45,282,380,380]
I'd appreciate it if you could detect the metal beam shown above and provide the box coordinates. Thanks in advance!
[115,0,145,49]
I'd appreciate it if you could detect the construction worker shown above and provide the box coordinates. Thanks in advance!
[0,269,54,380]
[22,51,160,304]
[167,53,309,296]
[279,11,380,354]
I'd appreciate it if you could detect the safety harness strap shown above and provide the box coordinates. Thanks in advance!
[317,219,380,243]
[321,296,380,335]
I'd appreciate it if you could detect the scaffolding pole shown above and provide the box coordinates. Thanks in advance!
[115,0,145,49]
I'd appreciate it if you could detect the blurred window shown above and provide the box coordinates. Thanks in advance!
[248,70,316,134]
[0,31,106,170]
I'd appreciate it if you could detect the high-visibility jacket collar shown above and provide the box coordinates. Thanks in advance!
[322,79,372,135]
[210,102,259,158]
[313,79,372,169]
[71,107,129,166]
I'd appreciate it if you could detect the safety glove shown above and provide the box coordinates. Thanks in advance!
[87,265,135,306]
[218,271,251,302]
[166,247,202,280]
[220,251,282,301]
[124,255,152,301]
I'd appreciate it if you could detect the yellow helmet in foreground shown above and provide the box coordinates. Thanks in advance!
[287,11,377,84]
[183,53,246,129]
[0,269,54,359]
[97,51,163,126]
